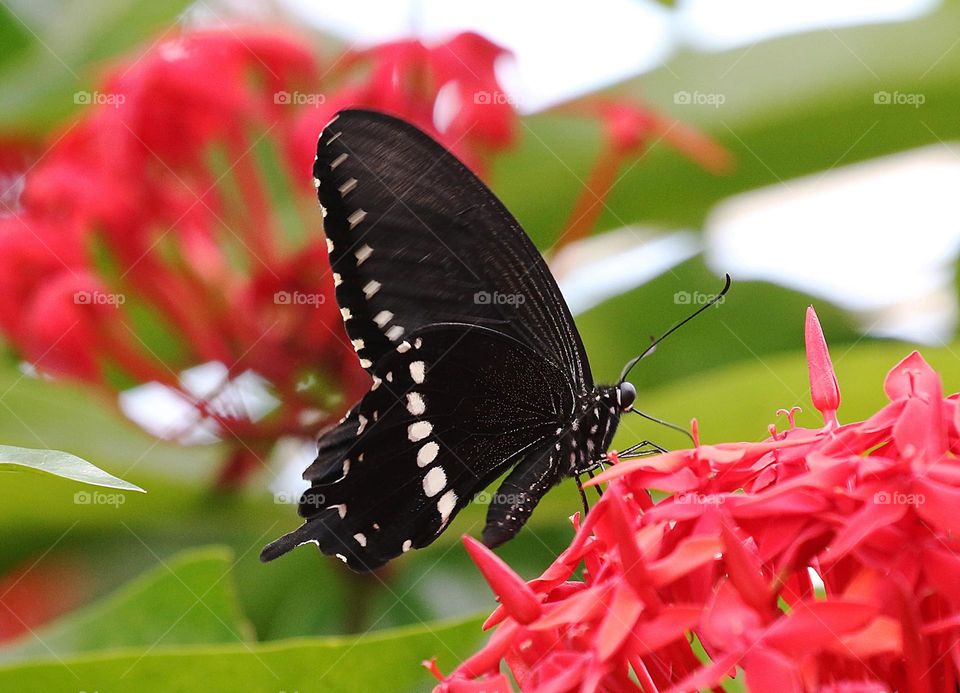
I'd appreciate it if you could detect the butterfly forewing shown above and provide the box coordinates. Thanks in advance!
[313,109,592,386]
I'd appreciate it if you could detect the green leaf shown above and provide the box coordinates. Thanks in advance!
[0,547,251,662]
[0,614,486,692]
[0,444,144,492]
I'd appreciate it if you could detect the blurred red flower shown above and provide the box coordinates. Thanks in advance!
[0,26,725,484]
[432,307,960,692]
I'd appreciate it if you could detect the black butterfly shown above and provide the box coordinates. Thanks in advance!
[261,109,705,572]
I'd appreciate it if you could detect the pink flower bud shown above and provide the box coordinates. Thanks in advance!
[805,306,840,427]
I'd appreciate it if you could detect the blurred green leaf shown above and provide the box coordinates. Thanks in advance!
[0,3,31,66]
[575,256,863,391]
[0,0,192,132]
[0,443,144,492]
[0,614,485,692]
[0,546,251,662]
[0,364,220,485]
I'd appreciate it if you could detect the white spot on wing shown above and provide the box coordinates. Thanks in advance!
[351,338,365,351]
[386,325,405,341]
[406,392,426,415]
[354,533,367,547]
[417,441,439,467]
[423,466,447,497]
[339,178,357,195]
[409,361,425,384]
[373,310,393,327]
[328,504,347,519]
[326,237,334,252]
[357,414,368,434]
[312,177,321,189]
[333,272,342,287]
[359,358,372,368]
[402,539,412,553]
[355,244,373,265]
[330,153,348,169]
[437,490,457,522]
[408,420,432,442]
[363,280,381,298]
[340,307,352,321]
[396,340,411,353]
[348,209,367,228]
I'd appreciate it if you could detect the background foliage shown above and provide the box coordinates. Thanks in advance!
[1,1,959,690]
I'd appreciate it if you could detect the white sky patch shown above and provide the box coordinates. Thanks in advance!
[705,143,960,343]
[557,228,701,316]
[119,361,280,445]
[269,436,316,502]
[283,0,673,112]
[808,566,826,593]
[678,0,939,51]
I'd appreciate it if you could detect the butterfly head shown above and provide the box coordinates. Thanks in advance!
[617,381,636,412]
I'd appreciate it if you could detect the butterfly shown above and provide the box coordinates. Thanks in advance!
[260,109,723,572]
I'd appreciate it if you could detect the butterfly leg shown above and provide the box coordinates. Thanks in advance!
[616,440,668,459]
[584,469,603,500]
[575,474,590,516]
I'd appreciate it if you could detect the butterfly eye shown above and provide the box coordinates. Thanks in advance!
[618,382,637,412]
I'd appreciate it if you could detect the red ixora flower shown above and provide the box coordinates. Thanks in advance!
[430,307,960,692]
[0,27,725,484]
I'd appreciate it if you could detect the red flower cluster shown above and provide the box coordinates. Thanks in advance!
[0,26,725,483]
[0,29,373,482]
[432,307,960,692]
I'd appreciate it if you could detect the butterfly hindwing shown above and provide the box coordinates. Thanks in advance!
[313,109,592,387]
[261,323,575,571]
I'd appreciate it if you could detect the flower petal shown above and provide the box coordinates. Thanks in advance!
[913,476,960,535]
[743,647,804,693]
[462,535,541,624]
[884,351,942,401]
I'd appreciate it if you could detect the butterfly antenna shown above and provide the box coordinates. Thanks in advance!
[618,274,731,384]
[630,408,694,444]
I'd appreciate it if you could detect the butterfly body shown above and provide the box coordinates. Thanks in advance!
[261,109,635,571]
